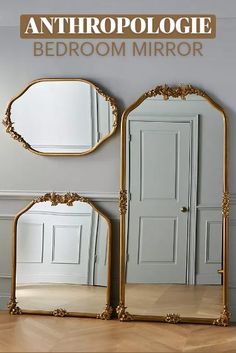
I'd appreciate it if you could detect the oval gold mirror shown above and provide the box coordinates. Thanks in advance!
[118,85,230,326]
[9,192,112,319]
[3,78,118,156]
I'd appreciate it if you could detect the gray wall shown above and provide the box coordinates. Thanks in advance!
[0,0,236,320]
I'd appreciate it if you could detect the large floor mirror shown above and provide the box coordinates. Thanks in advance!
[3,78,118,156]
[9,192,113,319]
[118,85,230,326]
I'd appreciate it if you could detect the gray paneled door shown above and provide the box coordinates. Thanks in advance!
[126,121,191,284]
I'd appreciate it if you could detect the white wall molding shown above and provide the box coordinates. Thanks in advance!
[197,205,221,209]
[0,274,11,278]
[0,214,14,220]
[196,194,236,208]
[0,190,119,202]
[230,194,236,204]
[229,285,236,289]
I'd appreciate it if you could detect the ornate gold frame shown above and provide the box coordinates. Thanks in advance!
[118,84,230,326]
[3,78,118,156]
[9,192,113,320]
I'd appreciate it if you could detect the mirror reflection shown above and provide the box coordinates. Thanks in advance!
[124,92,224,320]
[4,79,117,155]
[15,197,110,317]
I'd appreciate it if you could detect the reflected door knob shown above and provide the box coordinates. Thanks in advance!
[181,206,188,213]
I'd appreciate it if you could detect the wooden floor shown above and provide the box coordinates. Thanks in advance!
[17,283,106,313]
[0,312,235,352]
[126,284,222,318]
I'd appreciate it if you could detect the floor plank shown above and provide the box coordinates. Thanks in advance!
[0,312,235,352]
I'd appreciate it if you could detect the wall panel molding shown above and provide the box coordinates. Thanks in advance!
[0,190,119,202]
[0,214,14,220]
[17,222,44,263]
[230,194,236,204]
[0,274,11,278]
[52,224,82,264]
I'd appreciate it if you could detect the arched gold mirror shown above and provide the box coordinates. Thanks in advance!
[3,78,118,156]
[118,85,230,326]
[9,192,112,319]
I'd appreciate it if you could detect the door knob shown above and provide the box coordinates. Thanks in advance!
[181,206,188,213]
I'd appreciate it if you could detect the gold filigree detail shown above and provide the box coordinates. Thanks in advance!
[213,306,231,327]
[96,88,118,128]
[116,303,134,321]
[33,192,89,206]
[97,304,113,320]
[144,84,205,101]
[119,190,127,215]
[165,313,181,324]
[8,298,22,315]
[52,308,68,317]
[222,192,230,218]
[2,111,31,150]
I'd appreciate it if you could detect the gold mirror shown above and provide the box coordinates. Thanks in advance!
[9,192,112,319]
[118,85,230,326]
[3,78,118,156]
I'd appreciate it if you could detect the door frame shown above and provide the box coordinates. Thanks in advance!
[126,114,199,285]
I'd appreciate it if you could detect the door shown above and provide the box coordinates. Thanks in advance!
[126,120,191,284]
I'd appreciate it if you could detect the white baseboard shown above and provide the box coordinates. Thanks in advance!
[17,274,89,284]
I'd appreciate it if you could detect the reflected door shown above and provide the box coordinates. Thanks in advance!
[127,121,191,283]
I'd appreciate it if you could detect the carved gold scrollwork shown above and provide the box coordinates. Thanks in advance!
[213,306,231,327]
[34,192,89,207]
[8,298,22,315]
[116,303,134,321]
[144,84,205,101]
[97,304,113,320]
[96,88,118,129]
[52,308,68,317]
[222,192,230,218]
[165,313,181,324]
[2,111,31,150]
[119,190,127,215]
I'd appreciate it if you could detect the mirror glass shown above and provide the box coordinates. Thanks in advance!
[15,199,110,316]
[5,79,117,154]
[124,93,224,320]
